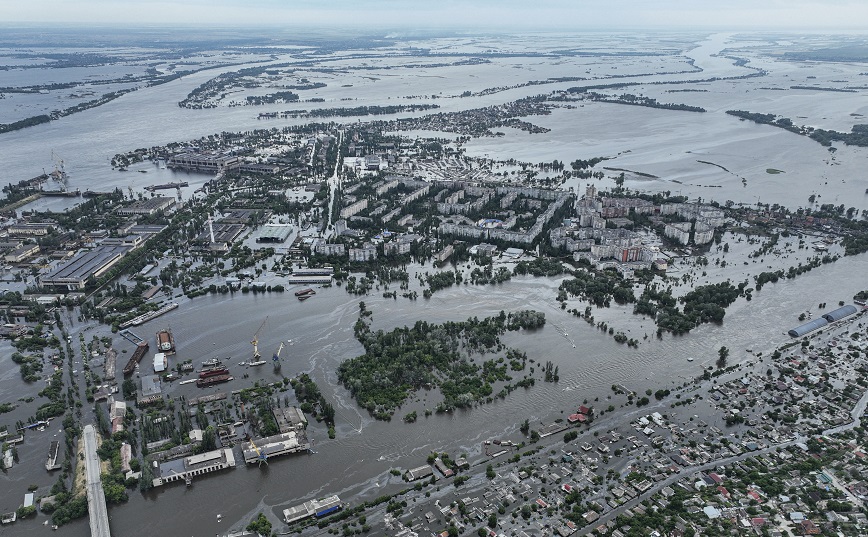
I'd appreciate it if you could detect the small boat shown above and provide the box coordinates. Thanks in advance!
[298,294,311,301]
[687,357,694,362]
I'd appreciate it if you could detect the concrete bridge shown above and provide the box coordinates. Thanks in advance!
[82,424,111,537]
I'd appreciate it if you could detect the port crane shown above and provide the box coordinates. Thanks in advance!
[249,438,268,467]
[272,341,285,368]
[251,317,268,360]
[50,150,68,183]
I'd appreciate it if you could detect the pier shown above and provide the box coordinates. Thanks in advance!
[82,424,111,537]
[118,329,144,345]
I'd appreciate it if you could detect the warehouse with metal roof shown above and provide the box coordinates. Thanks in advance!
[256,224,293,243]
[788,318,829,338]
[40,244,132,291]
[822,305,859,323]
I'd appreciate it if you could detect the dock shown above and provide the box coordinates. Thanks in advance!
[119,302,179,329]
[118,329,144,345]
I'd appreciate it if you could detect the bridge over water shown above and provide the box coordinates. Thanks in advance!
[82,424,111,537]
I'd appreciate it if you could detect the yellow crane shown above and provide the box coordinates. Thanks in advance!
[251,317,268,360]
[249,438,268,467]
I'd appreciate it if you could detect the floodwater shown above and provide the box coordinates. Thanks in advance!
[2,31,868,535]
[3,249,868,536]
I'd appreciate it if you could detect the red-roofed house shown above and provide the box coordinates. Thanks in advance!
[801,520,820,535]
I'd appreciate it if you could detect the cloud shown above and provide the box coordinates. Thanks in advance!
[1,0,868,29]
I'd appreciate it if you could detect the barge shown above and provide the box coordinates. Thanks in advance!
[45,440,61,471]
[156,328,176,356]
[122,342,150,376]
[197,374,232,388]
[145,181,189,192]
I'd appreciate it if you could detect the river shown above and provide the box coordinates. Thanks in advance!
[1,31,868,535]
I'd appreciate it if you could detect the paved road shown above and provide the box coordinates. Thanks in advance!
[577,387,868,534]
[83,424,111,537]
[325,130,344,236]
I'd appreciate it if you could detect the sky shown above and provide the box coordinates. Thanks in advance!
[1,0,868,30]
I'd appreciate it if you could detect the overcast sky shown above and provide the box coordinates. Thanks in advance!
[2,0,868,30]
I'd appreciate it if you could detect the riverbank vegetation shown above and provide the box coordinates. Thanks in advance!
[727,109,868,147]
[338,309,545,419]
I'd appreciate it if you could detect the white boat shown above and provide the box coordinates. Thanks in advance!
[687,357,694,362]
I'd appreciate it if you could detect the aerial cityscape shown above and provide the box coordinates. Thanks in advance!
[2,2,868,537]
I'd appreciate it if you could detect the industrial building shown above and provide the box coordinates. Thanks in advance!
[288,275,332,285]
[256,224,293,243]
[788,305,860,337]
[116,197,175,216]
[822,305,859,323]
[40,244,132,291]
[283,495,342,524]
[787,318,829,338]
[242,430,310,464]
[273,406,307,432]
[4,244,39,263]
[167,152,240,173]
[194,222,245,250]
[7,222,55,236]
[153,352,167,373]
[293,267,334,276]
[404,465,435,482]
[152,448,236,487]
